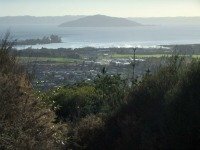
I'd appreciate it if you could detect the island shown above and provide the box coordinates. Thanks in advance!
[59,14,142,27]
[16,35,62,45]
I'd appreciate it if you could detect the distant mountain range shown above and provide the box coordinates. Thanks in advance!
[0,15,200,26]
[0,15,84,25]
[128,17,200,25]
[59,15,142,27]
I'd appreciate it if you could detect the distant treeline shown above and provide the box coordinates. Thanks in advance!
[16,35,62,45]
[16,44,200,59]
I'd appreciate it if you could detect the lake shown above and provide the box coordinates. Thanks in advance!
[0,24,200,49]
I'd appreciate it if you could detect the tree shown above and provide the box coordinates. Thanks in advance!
[95,70,129,112]
[50,35,62,43]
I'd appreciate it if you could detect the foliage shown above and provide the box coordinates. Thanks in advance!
[41,70,130,149]
[0,32,19,74]
[0,33,65,149]
[87,56,200,150]
[165,59,200,149]
[94,73,129,112]
[42,71,129,123]
[42,85,103,122]
[67,115,105,149]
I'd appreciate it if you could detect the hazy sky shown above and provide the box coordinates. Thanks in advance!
[0,0,199,17]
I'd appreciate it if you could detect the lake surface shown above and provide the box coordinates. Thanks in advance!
[0,24,200,49]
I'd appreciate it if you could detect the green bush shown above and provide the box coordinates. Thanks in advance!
[42,73,129,122]
[42,85,103,122]
[94,74,129,112]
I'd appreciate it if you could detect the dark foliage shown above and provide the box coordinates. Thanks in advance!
[87,57,200,150]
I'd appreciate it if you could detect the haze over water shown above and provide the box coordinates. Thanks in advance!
[0,24,200,49]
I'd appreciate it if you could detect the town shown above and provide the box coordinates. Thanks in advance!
[17,44,200,90]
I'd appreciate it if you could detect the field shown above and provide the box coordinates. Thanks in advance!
[111,54,166,58]
[18,54,200,65]
[19,57,82,64]
[112,54,200,59]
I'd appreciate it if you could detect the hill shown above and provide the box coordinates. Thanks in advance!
[59,15,142,27]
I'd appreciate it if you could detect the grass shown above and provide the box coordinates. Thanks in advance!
[19,55,200,64]
[19,57,82,64]
[111,54,168,58]
[192,55,200,58]
[111,54,200,59]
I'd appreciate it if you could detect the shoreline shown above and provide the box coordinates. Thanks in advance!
[15,43,200,50]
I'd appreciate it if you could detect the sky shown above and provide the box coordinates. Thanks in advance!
[0,0,199,17]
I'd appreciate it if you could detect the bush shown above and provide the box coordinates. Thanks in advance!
[88,56,200,150]
[42,85,103,122]
[165,60,200,149]
[94,74,129,112]
[72,115,105,149]
[42,73,129,122]
[0,33,65,149]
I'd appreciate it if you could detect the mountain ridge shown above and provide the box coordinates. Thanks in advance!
[0,15,200,25]
[0,15,84,25]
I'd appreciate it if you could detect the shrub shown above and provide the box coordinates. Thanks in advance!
[94,74,129,112]
[165,60,200,149]
[42,73,129,122]
[42,85,103,122]
[88,56,200,150]
[72,115,105,149]
[0,33,65,149]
